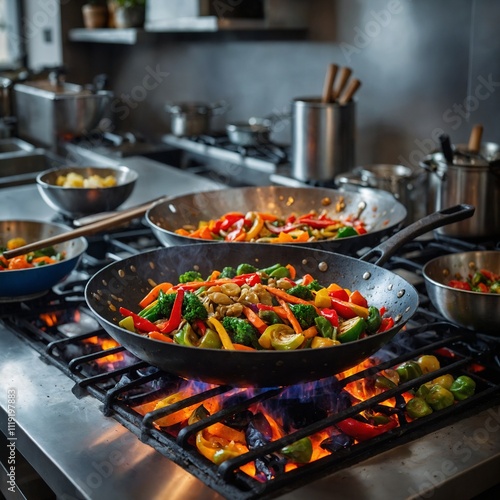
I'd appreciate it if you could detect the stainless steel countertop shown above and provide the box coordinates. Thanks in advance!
[0,154,223,221]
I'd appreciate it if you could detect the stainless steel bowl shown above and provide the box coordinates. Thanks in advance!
[36,165,138,218]
[423,250,500,335]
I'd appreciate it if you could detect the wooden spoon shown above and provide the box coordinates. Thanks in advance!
[2,196,169,259]
[331,67,353,101]
[467,124,484,154]
[338,78,362,105]
[321,63,339,103]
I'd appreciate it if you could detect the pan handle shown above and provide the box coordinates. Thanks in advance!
[359,204,475,267]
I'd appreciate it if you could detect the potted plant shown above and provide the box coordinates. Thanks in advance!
[82,0,109,29]
[112,0,146,29]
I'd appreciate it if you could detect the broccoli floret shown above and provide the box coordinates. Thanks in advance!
[236,263,257,275]
[287,285,313,300]
[306,280,323,292]
[289,304,318,329]
[179,270,203,283]
[222,316,259,348]
[139,290,176,322]
[219,266,237,279]
[182,292,208,322]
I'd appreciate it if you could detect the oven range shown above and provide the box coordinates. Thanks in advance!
[1,147,500,500]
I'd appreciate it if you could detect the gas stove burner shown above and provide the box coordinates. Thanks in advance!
[0,289,49,303]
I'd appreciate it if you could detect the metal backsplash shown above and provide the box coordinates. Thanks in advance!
[60,0,499,171]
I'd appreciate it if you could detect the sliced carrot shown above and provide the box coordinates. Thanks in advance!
[278,299,303,334]
[258,212,278,222]
[208,269,221,281]
[148,331,173,342]
[139,282,174,308]
[32,256,56,265]
[302,325,318,339]
[8,256,32,269]
[285,264,296,280]
[242,306,267,334]
[264,285,313,305]
[292,231,310,242]
[175,228,190,236]
[233,343,256,351]
[301,273,315,286]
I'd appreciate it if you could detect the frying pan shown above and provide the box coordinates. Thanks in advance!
[146,185,408,255]
[85,204,474,387]
[423,250,500,335]
[0,220,88,302]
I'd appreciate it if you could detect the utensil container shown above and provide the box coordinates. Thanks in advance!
[291,97,355,182]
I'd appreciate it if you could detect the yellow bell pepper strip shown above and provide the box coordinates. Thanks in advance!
[119,307,158,333]
[207,317,235,350]
[242,305,268,334]
[196,424,248,464]
[139,282,173,309]
[153,392,199,427]
[311,336,339,348]
[198,329,222,349]
[118,315,135,332]
[314,288,332,308]
[159,289,185,334]
[245,212,264,241]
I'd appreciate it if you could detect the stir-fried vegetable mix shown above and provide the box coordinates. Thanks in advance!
[118,262,395,350]
[448,267,500,293]
[174,209,367,243]
[0,237,66,271]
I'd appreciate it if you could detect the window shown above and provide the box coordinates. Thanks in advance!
[0,1,24,70]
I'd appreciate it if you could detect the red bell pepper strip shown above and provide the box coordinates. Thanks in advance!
[264,220,301,234]
[336,417,398,441]
[119,307,158,333]
[160,289,185,334]
[377,316,395,333]
[328,288,350,302]
[220,214,244,231]
[194,319,207,335]
[330,297,369,319]
[448,280,472,291]
[297,218,340,229]
[319,308,339,327]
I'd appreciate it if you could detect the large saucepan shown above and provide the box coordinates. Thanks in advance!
[0,220,88,301]
[146,186,408,255]
[85,205,474,387]
[423,250,500,335]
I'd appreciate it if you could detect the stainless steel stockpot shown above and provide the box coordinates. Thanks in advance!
[165,101,227,137]
[420,147,500,239]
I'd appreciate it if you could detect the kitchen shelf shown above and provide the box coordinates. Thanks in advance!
[67,26,308,45]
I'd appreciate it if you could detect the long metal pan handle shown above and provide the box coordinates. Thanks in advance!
[359,204,475,267]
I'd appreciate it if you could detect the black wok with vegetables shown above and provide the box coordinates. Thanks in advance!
[118,262,394,352]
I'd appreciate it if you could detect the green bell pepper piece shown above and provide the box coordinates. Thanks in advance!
[425,384,455,411]
[281,437,313,464]
[337,316,365,343]
[314,315,334,339]
[450,375,476,401]
[198,328,222,349]
[336,226,358,239]
[173,322,199,347]
[396,361,423,383]
[365,306,382,333]
[406,397,433,419]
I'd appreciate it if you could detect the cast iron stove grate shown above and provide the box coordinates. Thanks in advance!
[1,230,500,499]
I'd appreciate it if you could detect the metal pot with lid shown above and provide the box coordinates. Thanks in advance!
[420,125,500,239]
[335,164,427,223]
[165,100,228,137]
